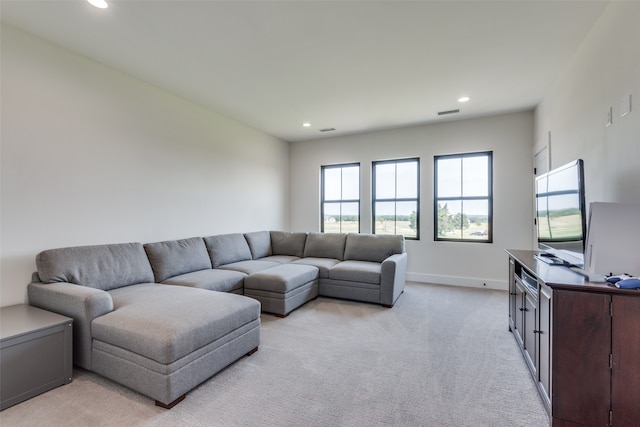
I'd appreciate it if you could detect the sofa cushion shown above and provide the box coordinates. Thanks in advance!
[244,264,319,293]
[293,257,341,279]
[218,260,280,275]
[343,234,404,263]
[36,243,154,291]
[144,237,211,282]
[161,268,246,293]
[270,231,307,257]
[244,231,272,259]
[203,233,253,268]
[329,260,381,285]
[92,284,260,364]
[303,232,347,260]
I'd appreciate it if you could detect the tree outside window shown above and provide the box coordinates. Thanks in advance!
[434,152,492,242]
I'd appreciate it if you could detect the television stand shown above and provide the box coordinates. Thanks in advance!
[506,249,640,426]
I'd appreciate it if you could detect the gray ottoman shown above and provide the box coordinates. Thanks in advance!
[244,264,319,317]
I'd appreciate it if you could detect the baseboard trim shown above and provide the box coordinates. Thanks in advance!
[407,272,507,291]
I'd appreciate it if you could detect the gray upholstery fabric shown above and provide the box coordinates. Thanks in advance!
[218,260,280,275]
[35,243,154,291]
[292,257,341,279]
[329,260,381,285]
[161,269,246,293]
[203,233,253,268]
[270,231,307,257]
[27,281,115,370]
[244,264,319,293]
[92,321,260,405]
[244,231,272,259]
[144,237,211,282]
[92,284,260,364]
[303,232,347,260]
[380,253,407,306]
[259,255,300,264]
[343,234,404,263]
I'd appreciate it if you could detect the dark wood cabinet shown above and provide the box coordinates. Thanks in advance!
[506,250,640,427]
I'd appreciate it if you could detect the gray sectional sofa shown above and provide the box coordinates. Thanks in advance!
[27,231,406,408]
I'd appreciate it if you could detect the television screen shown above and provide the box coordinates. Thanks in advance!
[535,159,586,267]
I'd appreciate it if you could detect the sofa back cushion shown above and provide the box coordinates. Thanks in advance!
[303,232,347,260]
[244,231,272,259]
[36,243,155,291]
[270,231,307,257]
[144,237,211,282]
[344,234,405,263]
[203,233,253,268]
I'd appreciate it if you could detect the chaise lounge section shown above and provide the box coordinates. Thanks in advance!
[28,242,261,408]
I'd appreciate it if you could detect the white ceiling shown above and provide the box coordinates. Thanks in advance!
[1,1,609,142]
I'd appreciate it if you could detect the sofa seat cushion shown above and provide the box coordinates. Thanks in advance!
[218,260,280,275]
[161,268,246,293]
[92,284,260,365]
[329,260,381,285]
[258,255,300,264]
[244,264,319,293]
[292,257,341,279]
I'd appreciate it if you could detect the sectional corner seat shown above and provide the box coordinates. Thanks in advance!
[27,231,406,408]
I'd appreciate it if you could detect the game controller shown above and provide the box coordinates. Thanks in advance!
[606,274,640,289]
[605,274,632,284]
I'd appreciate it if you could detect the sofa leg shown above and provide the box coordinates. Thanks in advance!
[381,303,393,308]
[246,346,259,356]
[274,312,289,318]
[155,394,185,409]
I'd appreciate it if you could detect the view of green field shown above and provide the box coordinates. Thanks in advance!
[538,213,582,240]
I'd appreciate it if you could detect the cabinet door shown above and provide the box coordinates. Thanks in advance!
[524,291,537,376]
[514,280,525,346]
[552,290,611,427]
[611,295,640,425]
[538,283,551,407]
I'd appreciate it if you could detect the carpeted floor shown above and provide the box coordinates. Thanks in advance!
[0,282,549,426]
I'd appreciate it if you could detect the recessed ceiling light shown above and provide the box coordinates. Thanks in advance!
[302,122,311,127]
[458,96,470,103]
[88,0,108,9]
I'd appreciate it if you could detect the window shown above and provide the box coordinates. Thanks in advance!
[372,158,419,239]
[434,151,492,242]
[321,163,360,233]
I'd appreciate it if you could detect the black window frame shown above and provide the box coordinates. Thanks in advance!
[372,157,420,240]
[320,162,361,234]
[434,151,493,243]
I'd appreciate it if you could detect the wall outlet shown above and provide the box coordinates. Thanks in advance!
[621,94,632,117]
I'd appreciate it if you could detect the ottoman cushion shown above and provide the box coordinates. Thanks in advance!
[245,264,318,293]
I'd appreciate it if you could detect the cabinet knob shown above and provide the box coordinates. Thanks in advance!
[533,330,543,334]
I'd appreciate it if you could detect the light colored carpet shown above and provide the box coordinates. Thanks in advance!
[0,282,549,426]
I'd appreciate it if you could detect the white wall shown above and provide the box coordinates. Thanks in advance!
[290,111,535,290]
[535,1,640,206]
[0,25,290,306]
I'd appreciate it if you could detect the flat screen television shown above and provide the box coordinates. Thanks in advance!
[534,159,587,267]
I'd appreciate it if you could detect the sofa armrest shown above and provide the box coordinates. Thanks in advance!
[28,281,114,370]
[380,253,407,307]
